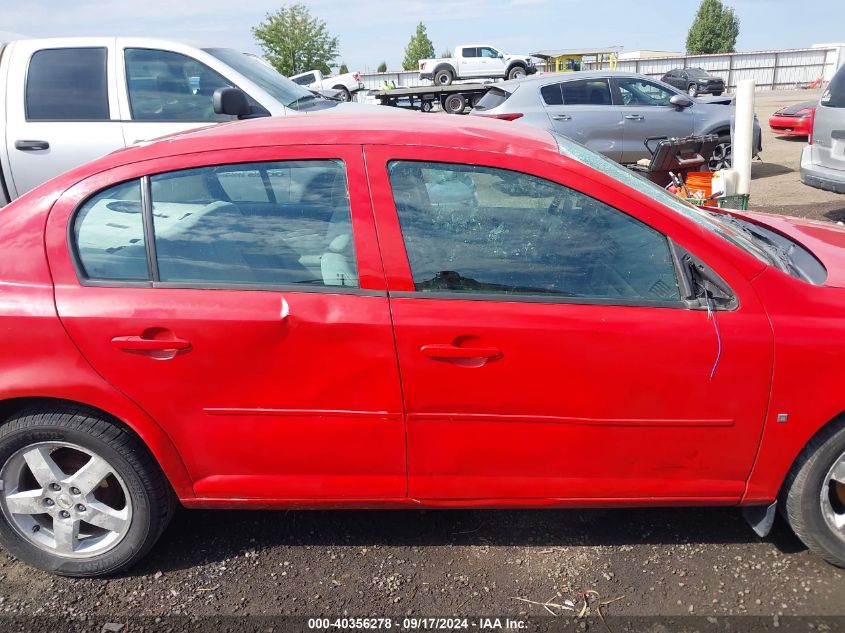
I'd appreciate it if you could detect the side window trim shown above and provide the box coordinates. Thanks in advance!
[140,176,160,282]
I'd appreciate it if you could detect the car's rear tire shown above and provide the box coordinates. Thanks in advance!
[707,134,732,171]
[688,84,698,97]
[434,69,454,86]
[508,65,527,80]
[333,86,352,102]
[780,418,845,568]
[443,93,467,115]
[0,405,175,577]
[420,100,433,113]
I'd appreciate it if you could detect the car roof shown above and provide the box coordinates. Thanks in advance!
[38,112,562,190]
[496,70,664,90]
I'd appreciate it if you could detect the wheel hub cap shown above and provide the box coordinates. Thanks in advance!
[821,451,845,542]
[0,442,132,558]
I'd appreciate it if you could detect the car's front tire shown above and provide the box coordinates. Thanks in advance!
[0,405,175,577]
[781,418,845,567]
[508,65,527,80]
[707,134,732,171]
[688,84,698,97]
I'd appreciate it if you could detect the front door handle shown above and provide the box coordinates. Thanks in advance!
[552,114,572,121]
[111,336,191,352]
[15,140,50,151]
[420,344,502,360]
[624,114,645,121]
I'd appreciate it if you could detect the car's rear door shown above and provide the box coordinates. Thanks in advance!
[811,66,845,175]
[3,39,126,198]
[612,76,696,163]
[46,145,406,501]
[365,144,772,502]
[540,78,624,161]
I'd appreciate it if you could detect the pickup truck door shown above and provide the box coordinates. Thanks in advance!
[479,47,507,78]
[3,39,126,198]
[458,47,483,78]
[117,45,242,146]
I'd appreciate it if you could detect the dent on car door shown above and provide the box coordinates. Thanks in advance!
[540,79,623,161]
[4,43,126,198]
[46,145,406,500]
[365,144,772,502]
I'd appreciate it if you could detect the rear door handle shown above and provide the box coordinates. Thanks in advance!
[552,114,572,121]
[14,140,50,151]
[624,114,645,121]
[420,344,502,360]
[111,336,191,352]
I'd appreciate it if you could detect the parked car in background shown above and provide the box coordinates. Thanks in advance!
[801,63,845,193]
[419,44,536,85]
[661,68,726,97]
[470,70,761,170]
[770,101,816,137]
[290,69,364,102]
[0,37,360,206]
[0,113,844,576]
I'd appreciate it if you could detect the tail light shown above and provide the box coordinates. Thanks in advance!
[420,62,427,71]
[475,113,524,121]
[353,72,360,81]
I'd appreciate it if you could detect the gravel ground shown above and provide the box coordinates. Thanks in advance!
[1,88,844,631]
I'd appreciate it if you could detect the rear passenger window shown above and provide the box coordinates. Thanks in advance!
[561,79,612,105]
[540,84,563,106]
[26,48,109,121]
[150,160,357,287]
[388,161,680,303]
[74,180,149,280]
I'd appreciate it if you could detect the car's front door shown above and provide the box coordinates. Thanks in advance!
[366,144,772,502]
[4,41,126,198]
[46,145,406,500]
[540,78,624,161]
[613,76,696,163]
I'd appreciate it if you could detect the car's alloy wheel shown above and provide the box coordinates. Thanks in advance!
[333,87,351,102]
[708,138,732,171]
[0,406,176,576]
[435,70,453,86]
[0,442,132,558]
[820,450,845,541]
[509,67,526,80]
[688,84,698,97]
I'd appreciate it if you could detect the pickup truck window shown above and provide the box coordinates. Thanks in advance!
[125,49,235,122]
[480,47,499,58]
[461,48,479,58]
[26,48,109,121]
[292,73,316,86]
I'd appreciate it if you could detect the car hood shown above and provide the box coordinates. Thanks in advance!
[773,101,817,116]
[741,211,845,287]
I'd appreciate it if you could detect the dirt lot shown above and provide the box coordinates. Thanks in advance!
[1,90,844,632]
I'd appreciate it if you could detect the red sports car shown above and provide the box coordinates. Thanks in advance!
[0,113,844,577]
[769,100,816,136]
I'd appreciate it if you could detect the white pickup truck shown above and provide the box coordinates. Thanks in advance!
[419,45,537,86]
[290,69,364,102]
[0,37,356,206]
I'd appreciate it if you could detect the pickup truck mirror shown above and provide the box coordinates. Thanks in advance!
[670,94,693,108]
[213,87,253,118]
[497,52,504,58]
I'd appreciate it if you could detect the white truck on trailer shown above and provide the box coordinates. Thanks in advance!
[0,37,358,206]
[290,69,364,102]
[419,44,536,86]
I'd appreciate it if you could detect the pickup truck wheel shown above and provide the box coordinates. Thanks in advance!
[420,101,433,113]
[434,69,454,86]
[0,405,176,577]
[333,86,352,102]
[443,93,467,115]
[688,84,698,97]
[780,418,845,568]
[508,66,527,80]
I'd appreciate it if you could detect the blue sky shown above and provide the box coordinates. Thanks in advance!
[1,0,843,73]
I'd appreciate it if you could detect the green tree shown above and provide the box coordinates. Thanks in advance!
[377,61,388,73]
[339,62,349,74]
[253,3,339,76]
[686,0,739,54]
[402,22,435,70]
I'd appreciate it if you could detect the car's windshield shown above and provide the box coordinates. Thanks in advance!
[553,133,776,267]
[687,69,709,78]
[203,48,318,110]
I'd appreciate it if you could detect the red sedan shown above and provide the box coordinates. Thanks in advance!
[0,113,844,576]
[769,100,816,137]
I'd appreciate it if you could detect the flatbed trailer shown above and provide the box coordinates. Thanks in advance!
[374,83,493,114]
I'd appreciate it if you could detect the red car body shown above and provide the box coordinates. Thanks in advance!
[1,113,844,513]
[769,101,816,137]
